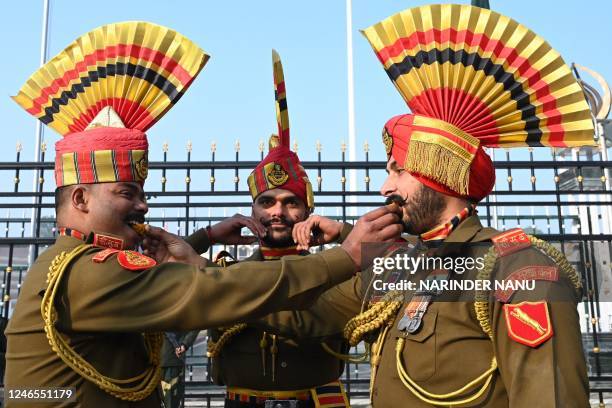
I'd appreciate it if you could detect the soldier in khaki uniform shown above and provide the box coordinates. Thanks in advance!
[190,51,351,408]
[256,4,596,407]
[4,22,402,407]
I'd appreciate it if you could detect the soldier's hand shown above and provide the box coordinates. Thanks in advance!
[208,214,266,245]
[142,226,202,265]
[341,204,402,270]
[292,215,344,250]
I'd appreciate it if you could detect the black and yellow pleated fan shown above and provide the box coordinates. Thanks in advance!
[362,4,595,148]
[13,21,209,136]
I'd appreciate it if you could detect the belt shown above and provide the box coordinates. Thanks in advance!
[227,387,311,405]
[226,380,350,408]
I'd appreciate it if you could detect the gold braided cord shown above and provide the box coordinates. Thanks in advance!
[528,236,582,295]
[473,245,498,340]
[206,324,248,358]
[41,245,163,401]
[343,291,403,346]
[369,323,391,399]
[396,338,497,406]
[320,342,369,363]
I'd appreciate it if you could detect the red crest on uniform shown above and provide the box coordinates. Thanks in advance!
[504,301,553,347]
[117,250,157,271]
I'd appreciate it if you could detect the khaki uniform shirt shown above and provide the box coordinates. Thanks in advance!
[209,248,348,391]
[4,232,354,407]
[256,216,589,407]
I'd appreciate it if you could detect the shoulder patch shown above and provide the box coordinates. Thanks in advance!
[504,301,553,347]
[117,250,156,271]
[92,248,120,263]
[495,266,559,302]
[491,228,531,257]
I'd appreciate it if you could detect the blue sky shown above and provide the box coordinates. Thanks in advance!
[2,0,610,163]
[0,1,610,230]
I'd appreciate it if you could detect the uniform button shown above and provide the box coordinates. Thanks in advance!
[281,361,287,368]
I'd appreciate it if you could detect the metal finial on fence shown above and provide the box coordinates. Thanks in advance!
[211,141,217,153]
[234,140,240,152]
[40,142,47,152]
[163,142,169,153]
[186,140,193,153]
[341,141,347,153]
[258,140,265,152]
[16,143,22,152]
[316,140,322,153]
[363,141,369,153]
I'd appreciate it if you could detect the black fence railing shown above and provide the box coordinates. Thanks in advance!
[0,140,611,405]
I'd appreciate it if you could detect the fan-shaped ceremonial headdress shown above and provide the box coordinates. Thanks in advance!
[14,21,208,188]
[363,4,595,201]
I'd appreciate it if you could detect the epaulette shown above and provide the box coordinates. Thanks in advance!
[490,228,531,257]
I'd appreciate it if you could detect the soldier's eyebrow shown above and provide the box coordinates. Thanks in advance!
[386,161,399,174]
[117,183,145,200]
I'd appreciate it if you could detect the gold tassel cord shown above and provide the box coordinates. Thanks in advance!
[41,245,162,401]
[206,324,248,358]
[405,139,472,196]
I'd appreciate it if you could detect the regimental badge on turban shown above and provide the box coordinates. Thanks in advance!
[247,50,314,210]
[13,21,208,188]
[363,4,596,201]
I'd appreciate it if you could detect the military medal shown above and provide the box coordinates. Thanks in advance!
[398,269,449,333]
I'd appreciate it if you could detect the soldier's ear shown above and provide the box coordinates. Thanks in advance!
[70,185,90,214]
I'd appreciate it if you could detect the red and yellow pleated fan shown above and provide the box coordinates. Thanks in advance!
[363,4,595,200]
[13,21,208,136]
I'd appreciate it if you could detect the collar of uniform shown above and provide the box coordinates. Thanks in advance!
[259,245,304,260]
[444,214,485,243]
[86,231,125,250]
[420,206,475,243]
[253,246,309,261]
[427,214,486,258]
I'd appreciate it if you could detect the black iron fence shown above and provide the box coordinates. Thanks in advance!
[0,139,611,405]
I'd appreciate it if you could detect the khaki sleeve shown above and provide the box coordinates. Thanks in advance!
[336,223,354,244]
[184,228,211,254]
[490,249,589,408]
[251,273,363,340]
[56,247,355,333]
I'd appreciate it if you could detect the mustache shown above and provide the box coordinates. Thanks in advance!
[125,213,146,224]
[385,194,407,207]
[261,218,295,228]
